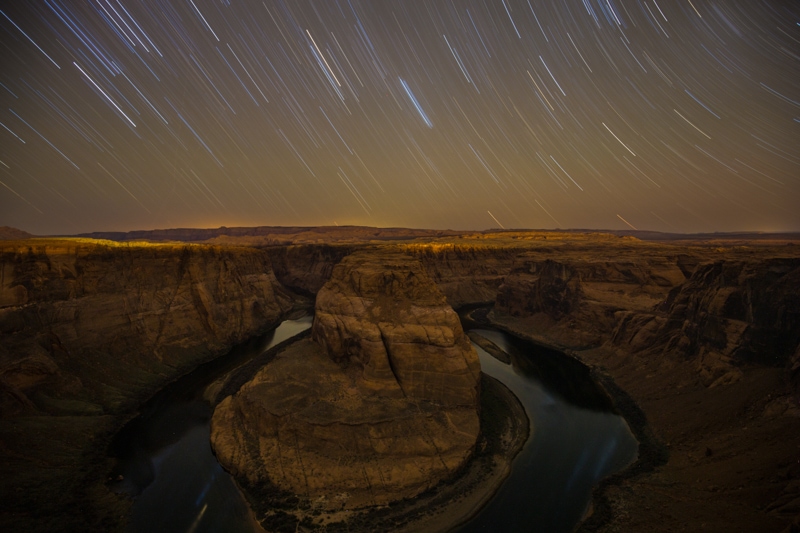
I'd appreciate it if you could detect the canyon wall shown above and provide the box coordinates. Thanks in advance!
[0,239,295,532]
[611,258,800,387]
[211,251,481,509]
[405,243,519,308]
[493,252,800,388]
[267,243,355,296]
[488,246,800,531]
[494,253,687,348]
[0,240,294,416]
[3,232,798,532]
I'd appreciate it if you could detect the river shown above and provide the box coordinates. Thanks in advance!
[458,329,638,532]
[109,316,637,532]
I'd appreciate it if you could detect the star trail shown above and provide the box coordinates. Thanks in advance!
[0,1,797,234]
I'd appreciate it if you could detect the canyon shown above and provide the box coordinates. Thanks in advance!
[211,251,481,511]
[1,227,798,532]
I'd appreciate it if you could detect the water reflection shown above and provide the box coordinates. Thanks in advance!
[458,329,638,533]
[109,316,313,533]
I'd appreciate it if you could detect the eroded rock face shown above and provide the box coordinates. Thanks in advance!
[495,255,686,347]
[211,252,480,508]
[496,259,583,320]
[312,252,481,407]
[407,244,519,308]
[493,252,800,390]
[268,244,354,296]
[0,241,293,416]
[612,258,800,387]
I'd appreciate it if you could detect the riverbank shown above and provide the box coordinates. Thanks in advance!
[490,313,800,533]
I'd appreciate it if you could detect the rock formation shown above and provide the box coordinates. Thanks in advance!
[0,240,294,416]
[487,245,800,532]
[268,244,354,296]
[495,253,686,348]
[3,229,799,533]
[211,251,481,509]
[406,243,518,308]
[611,258,800,387]
[0,239,295,532]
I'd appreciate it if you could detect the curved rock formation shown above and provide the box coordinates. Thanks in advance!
[211,251,481,509]
[312,252,481,406]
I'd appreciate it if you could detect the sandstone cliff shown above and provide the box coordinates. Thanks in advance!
[0,240,294,415]
[0,239,294,532]
[211,251,481,509]
[611,258,800,387]
[405,243,519,308]
[267,243,354,296]
[485,245,800,532]
[492,251,800,387]
[495,253,687,348]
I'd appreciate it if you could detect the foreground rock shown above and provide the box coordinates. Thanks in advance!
[211,251,481,510]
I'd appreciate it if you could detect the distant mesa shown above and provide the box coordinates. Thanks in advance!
[75,225,468,244]
[0,226,34,240]
[71,225,800,245]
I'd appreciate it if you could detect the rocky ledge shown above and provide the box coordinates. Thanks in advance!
[211,251,481,510]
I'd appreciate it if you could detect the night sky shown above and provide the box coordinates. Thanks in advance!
[1,1,798,235]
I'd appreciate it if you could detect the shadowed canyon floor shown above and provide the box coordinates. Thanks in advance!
[1,227,799,532]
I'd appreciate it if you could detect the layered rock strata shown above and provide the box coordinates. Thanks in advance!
[611,258,800,387]
[0,238,295,532]
[489,250,800,532]
[0,240,294,415]
[211,252,481,508]
[495,254,686,347]
[406,243,519,308]
[267,243,354,296]
[494,254,800,387]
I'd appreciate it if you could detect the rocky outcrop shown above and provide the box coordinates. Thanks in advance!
[312,252,481,406]
[0,240,294,415]
[495,254,686,348]
[611,258,800,387]
[211,251,481,509]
